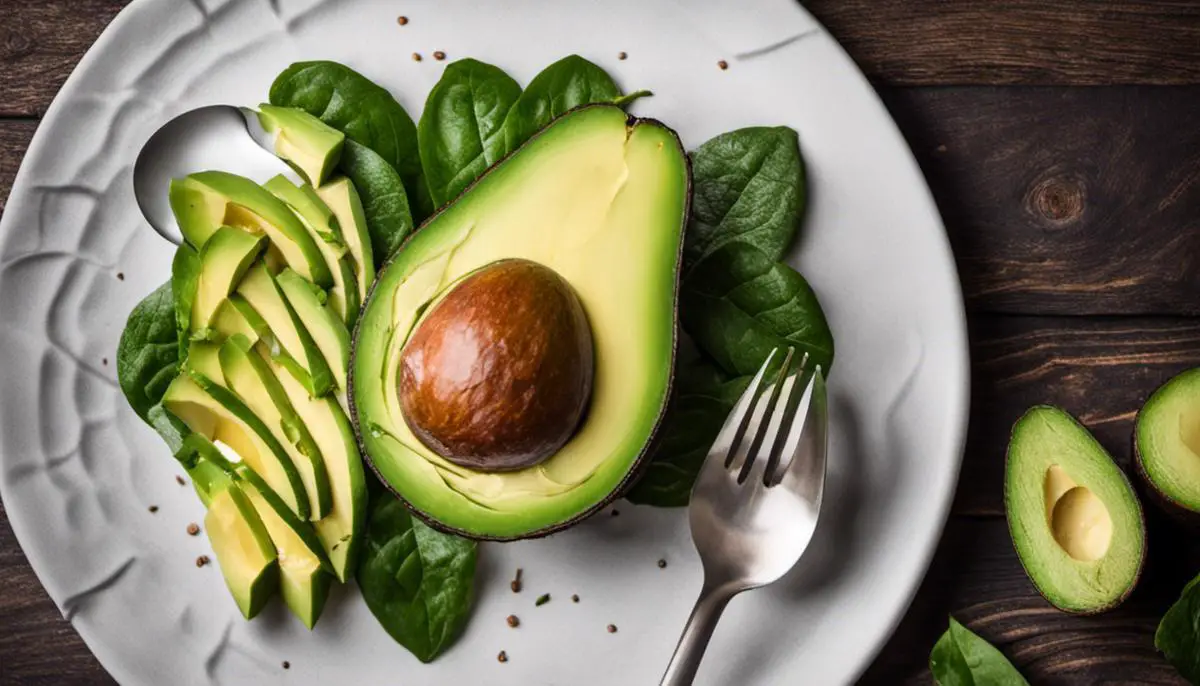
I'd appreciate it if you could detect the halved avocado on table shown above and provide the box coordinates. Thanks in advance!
[1136,368,1200,518]
[351,105,689,540]
[1005,406,1146,613]
[169,170,332,287]
[257,104,345,187]
[190,226,266,333]
[204,482,278,619]
[316,177,374,301]
[237,261,334,397]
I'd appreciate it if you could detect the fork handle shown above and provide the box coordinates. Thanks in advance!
[660,583,736,686]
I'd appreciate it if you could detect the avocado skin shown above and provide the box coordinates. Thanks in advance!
[1004,405,1147,615]
[346,104,691,541]
[1134,370,1200,528]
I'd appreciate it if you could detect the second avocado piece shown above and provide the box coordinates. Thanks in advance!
[1006,406,1146,613]
[1135,367,1200,516]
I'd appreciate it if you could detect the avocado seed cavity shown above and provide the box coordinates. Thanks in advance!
[398,259,594,472]
[1044,465,1113,561]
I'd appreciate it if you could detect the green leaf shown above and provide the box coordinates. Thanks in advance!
[357,493,477,663]
[419,59,522,208]
[1156,572,1200,683]
[685,127,805,272]
[626,358,749,506]
[930,617,1029,686]
[117,282,180,422]
[501,55,629,154]
[269,61,423,214]
[339,140,414,264]
[170,244,200,361]
[681,241,834,378]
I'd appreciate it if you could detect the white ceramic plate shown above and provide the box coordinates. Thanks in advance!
[0,0,969,683]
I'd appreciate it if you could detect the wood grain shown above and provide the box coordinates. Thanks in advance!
[0,120,37,216]
[885,86,1200,316]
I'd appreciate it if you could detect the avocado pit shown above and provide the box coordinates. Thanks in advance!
[398,259,594,472]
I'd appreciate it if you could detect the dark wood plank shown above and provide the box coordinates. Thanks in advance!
[0,500,113,685]
[883,86,1200,316]
[0,0,126,117]
[862,517,1198,684]
[806,0,1200,86]
[957,315,1200,517]
[0,120,38,217]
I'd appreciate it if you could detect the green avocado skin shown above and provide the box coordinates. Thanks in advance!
[1135,368,1200,523]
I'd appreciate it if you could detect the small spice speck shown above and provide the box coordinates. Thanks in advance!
[657,559,667,569]
[535,593,550,607]
[187,522,200,536]
[176,475,186,486]
[618,51,628,60]
[412,52,423,62]
[102,358,108,366]
[571,594,579,603]
[433,51,446,61]
[717,60,729,70]
[611,509,620,517]
[282,661,290,670]
[148,505,159,513]
[506,614,519,628]
[396,15,408,25]
[607,624,618,633]
[196,555,210,567]
[116,272,125,281]
[497,650,508,663]
[510,579,522,593]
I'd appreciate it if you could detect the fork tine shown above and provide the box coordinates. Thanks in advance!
[712,348,779,469]
[767,365,825,488]
[762,352,811,486]
[735,347,796,484]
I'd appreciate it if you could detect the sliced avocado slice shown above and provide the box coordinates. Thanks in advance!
[351,105,689,539]
[1006,406,1146,613]
[169,171,333,288]
[210,296,261,344]
[264,175,360,325]
[204,482,278,619]
[316,177,374,302]
[276,268,350,409]
[237,261,334,397]
[260,348,366,581]
[257,104,345,187]
[1136,368,1200,515]
[191,226,266,333]
[163,365,310,520]
[218,334,332,521]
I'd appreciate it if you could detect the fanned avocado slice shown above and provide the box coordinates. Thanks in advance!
[204,482,278,619]
[276,268,351,411]
[351,105,690,540]
[1135,368,1200,516]
[316,177,374,302]
[1006,406,1146,613]
[257,104,345,187]
[191,226,266,333]
[237,261,334,397]
[210,296,262,344]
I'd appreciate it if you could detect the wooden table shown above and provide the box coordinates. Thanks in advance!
[2,1,1199,683]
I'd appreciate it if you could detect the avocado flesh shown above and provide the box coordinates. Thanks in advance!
[316,177,374,302]
[257,104,345,187]
[169,171,332,288]
[211,296,262,344]
[352,105,689,539]
[260,349,366,581]
[264,175,360,325]
[204,483,278,619]
[218,335,332,521]
[1006,406,1146,613]
[1135,368,1200,513]
[237,261,335,397]
[190,226,266,333]
[276,268,351,412]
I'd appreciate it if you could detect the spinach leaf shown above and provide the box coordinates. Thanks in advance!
[930,617,1029,686]
[419,59,522,208]
[684,127,805,272]
[357,493,477,663]
[626,358,749,507]
[681,241,833,378]
[1156,572,1200,683]
[117,281,180,422]
[501,55,647,154]
[339,140,414,264]
[269,61,423,213]
[170,243,200,359]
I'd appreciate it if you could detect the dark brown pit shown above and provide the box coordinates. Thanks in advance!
[399,259,594,472]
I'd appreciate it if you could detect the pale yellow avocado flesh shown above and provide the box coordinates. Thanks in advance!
[1135,368,1200,512]
[204,484,278,619]
[353,105,688,538]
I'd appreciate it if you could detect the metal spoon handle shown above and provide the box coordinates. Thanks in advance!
[660,582,735,686]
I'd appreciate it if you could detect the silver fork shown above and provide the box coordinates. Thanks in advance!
[660,347,829,686]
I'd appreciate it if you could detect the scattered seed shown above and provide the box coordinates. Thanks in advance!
[618,51,628,60]
[571,594,579,603]
[282,661,291,670]
[196,555,211,567]
[607,624,618,633]
[535,593,550,607]
[936,144,948,153]
[116,272,125,281]
[412,52,423,62]
[101,358,108,366]
[148,505,159,513]
[187,523,200,536]
[396,15,408,25]
[510,579,522,593]
[657,559,667,569]
[433,51,446,61]
[176,475,186,486]
[497,650,508,663]
[717,60,729,70]
[506,614,519,628]
[611,509,620,517]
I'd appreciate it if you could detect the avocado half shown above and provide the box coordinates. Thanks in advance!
[1005,406,1146,613]
[349,104,690,540]
[1135,368,1200,518]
